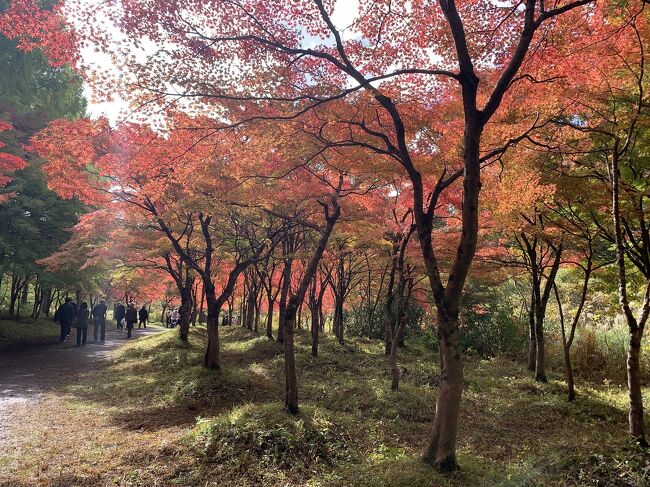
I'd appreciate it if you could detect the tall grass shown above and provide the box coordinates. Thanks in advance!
[546,326,650,385]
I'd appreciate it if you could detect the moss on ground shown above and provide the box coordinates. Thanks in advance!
[1,325,648,486]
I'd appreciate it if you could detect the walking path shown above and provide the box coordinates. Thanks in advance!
[0,326,160,450]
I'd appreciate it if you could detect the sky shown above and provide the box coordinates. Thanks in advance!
[82,0,361,124]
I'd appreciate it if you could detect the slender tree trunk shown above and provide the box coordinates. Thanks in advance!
[534,311,546,382]
[282,195,340,414]
[284,297,299,414]
[246,290,255,330]
[310,303,319,357]
[8,274,19,317]
[204,290,221,369]
[627,328,647,445]
[266,296,274,339]
[534,246,562,383]
[160,303,167,324]
[227,294,234,326]
[199,287,205,324]
[309,274,319,357]
[278,258,292,344]
[564,346,575,402]
[318,302,325,332]
[297,300,303,330]
[389,305,406,390]
[384,246,398,354]
[254,290,262,333]
[31,284,41,318]
[178,282,192,342]
[527,287,536,371]
[191,282,199,326]
[21,280,29,305]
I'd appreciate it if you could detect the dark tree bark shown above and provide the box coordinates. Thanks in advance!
[283,194,341,414]
[390,272,414,390]
[178,271,194,342]
[527,286,536,371]
[308,272,319,357]
[278,236,297,344]
[388,222,415,390]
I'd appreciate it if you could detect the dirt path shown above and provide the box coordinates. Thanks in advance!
[0,326,161,450]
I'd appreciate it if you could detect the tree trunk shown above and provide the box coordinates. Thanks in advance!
[199,287,205,324]
[278,258,292,344]
[31,284,41,318]
[204,291,221,369]
[160,303,167,324]
[527,287,536,371]
[178,281,192,342]
[564,346,575,402]
[254,291,262,333]
[246,291,255,330]
[8,274,20,317]
[310,303,319,357]
[284,296,299,414]
[282,195,340,414]
[627,328,647,446]
[384,242,400,354]
[42,288,52,317]
[191,282,199,326]
[422,313,463,471]
[21,280,29,305]
[266,296,274,339]
[534,313,546,383]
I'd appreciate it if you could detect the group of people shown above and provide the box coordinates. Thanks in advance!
[54,298,149,345]
[55,298,108,345]
[165,308,180,328]
[113,302,149,338]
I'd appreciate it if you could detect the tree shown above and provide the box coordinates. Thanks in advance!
[59,0,598,470]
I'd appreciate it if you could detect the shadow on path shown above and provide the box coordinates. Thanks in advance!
[0,326,161,445]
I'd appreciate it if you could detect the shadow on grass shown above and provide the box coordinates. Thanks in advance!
[16,324,644,487]
[60,327,288,433]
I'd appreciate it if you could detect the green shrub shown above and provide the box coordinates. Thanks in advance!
[346,299,425,341]
[458,280,528,359]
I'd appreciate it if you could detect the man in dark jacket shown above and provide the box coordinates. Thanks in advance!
[75,302,90,346]
[92,299,108,342]
[125,303,137,338]
[56,297,75,342]
[114,302,126,330]
[138,305,149,329]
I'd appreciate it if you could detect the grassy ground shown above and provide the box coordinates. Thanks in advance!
[0,316,60,349]
[1,326,648,486]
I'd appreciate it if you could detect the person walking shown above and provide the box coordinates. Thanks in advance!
[115,302,126,330]
[92,299,108,342]
[75,302,90,346]
[165,309,172,328]
[138,305,149,329]
[56,297,75,342]
[125,303,137,338]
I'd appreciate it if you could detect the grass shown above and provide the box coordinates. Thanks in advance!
[1,325,648,486]
[0,315,60,349]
